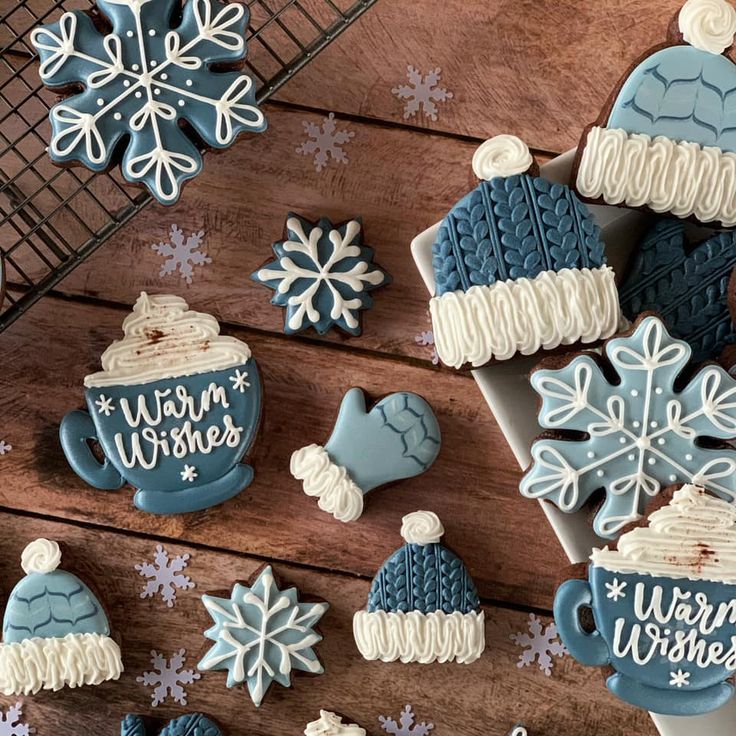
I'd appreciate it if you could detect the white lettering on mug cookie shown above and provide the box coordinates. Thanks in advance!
[120,383,230,428]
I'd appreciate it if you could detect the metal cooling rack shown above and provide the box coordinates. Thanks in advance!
[0,0,377,332]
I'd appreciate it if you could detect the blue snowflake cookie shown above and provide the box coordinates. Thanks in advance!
[575,0,736,225]
[619,219,736,364]
[251,214,391,336]
[430,134,619,369]
[291,388,441,522]
[121,713,222,736]
[30,0,266,204]
[197,564,328,707]
[520,314,736,539]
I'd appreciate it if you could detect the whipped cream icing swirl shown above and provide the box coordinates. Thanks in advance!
[85,293,251,388]
[591,484,736,584]
[678,0,736,55]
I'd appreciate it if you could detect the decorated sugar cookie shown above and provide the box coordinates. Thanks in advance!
[574,0,736,225]
[353,511,485,664]
[520,314,736,539]
[555,484,736,715]
[252,214,391,336]
[59,292,262,514]
[30,0,266,204]
[198,565,328,706]
[121,714,222,736]
[305,711,366,736]
[619,219,736,363]
[291,388,441,522]
[430,134,619,369]
[0,539,123,696]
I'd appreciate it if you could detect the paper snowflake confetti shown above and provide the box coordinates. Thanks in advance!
[296,113,354,172]
[197,565,328,707]
[414,329,438,365]
[0,703,31,736]
[152,224,211,283]
[392,66,453,121]
[30,0,266,204]
[0,440,12,456]
[135,544,195,608]
[520,315,736,538]
[511,613,566,677]
[252,214,390,336]
[379,706,433,736]
[137,649,200,707]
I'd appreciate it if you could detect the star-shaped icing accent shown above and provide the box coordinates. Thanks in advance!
[95,394,115,416]
[181,464,198,482]
[670,669,691,688]
[229,368,250,393]
[605,577,627,602]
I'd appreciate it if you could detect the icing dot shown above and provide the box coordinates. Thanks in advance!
[154,88,162,95]
[619,437,627,444]
[628,454,636,461]
[657,438,665,445]
[126,30,134,37]
[132,64,140,71]
[114,112,122,120]
[186,79,193,86]
[150,60,157,67]
[135,91,142,98]
[148,29,156,36]
[587,451,595,459]
[178,99,185,107]
[650,421,658,428]
[633,421,641,428]
[686,454,694,461]
[123,80,131,87]
[161,73,168,80]
[648,457,656,465]
[664,629,671,637]
[669,475,677,482]
[630,389,639,397]
[655,387,663,395]
[96,98,104,106]
[596,470,604,478]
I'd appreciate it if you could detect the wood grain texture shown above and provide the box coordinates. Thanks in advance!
[0,514,655,736]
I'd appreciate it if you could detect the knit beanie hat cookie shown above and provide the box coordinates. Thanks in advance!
[0,539,123,696]
[576,0,736,225]
[353,511,485,664]
[430,134,619,369]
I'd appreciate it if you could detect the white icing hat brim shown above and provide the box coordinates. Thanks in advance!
[352,609,485,664]
[429,266,620,368]
[291,444,364,522]
[0,632,123,695]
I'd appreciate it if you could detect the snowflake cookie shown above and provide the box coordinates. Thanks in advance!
[520,314,736,539]
[122,713,221,736]
[197,564,328,707]
[555,484,736,716]
[304,711,366,736]
[30,0,266,204]
[252,214,391,336]
[379,706,433,736]
[291,388,441,522]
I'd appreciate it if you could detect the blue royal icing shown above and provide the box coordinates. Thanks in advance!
[30,0,266,204]
[608,46,736,151]
[252,214,391,336]
[121,713,222,736]
[520,315,736,539]
[619,219,736,363]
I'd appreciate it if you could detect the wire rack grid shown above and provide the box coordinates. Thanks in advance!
[0,0,377,333]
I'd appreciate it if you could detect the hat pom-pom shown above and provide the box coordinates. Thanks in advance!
[400,510,445,545]
[678,0,736,54]
[472,134,534,181]
[21,538,62,574]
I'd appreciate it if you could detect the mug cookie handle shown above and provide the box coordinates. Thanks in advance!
[59,410,125,490]
[553,579,609,667]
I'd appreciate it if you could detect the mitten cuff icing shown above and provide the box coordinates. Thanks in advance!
[430,265,619,369]
[291,444,364,522]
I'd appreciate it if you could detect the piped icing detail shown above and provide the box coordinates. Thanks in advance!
[304,711,366,736]
[21,538,61,574]
[471,134,533,180]
[400,510,444,545]
[85,292,251,388]
[679,0,736,54]
[592,484,736,583]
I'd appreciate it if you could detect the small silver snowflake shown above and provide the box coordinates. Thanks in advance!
[136,544,195,608]
[379,706,433,736]
[392,66,453,121]
[0,441,12,456]
[415,329,439,365]
[296,113,354,172]
[152,224,211,284]
[0,703,31,736]
[137,649,200,707]
[511,613,567,676]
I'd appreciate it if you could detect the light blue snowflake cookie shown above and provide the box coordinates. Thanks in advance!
[252,214,391,336]
[291,388,441,522]
[197,565,328,707]
[30,0,266,204]
[520,314,736,539]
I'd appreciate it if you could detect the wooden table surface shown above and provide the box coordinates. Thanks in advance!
[0,1,686,733]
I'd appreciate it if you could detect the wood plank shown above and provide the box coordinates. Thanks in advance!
[0,295,569,612]
[0,513,655,736]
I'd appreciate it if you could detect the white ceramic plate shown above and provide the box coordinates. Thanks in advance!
[410,150,736,736]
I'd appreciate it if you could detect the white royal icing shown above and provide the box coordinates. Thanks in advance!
[577,126,736,226]
[471,134,533,180]
[679,0,736,55]
[0,632,123,696]
[290,444,364,523]
[352,609,485,664]
[400,511,444,545]
[592,484,736,583]
[21,539,61,574]
[84,292,251,387]
[304,711,366,736]
[429,265,619,368]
